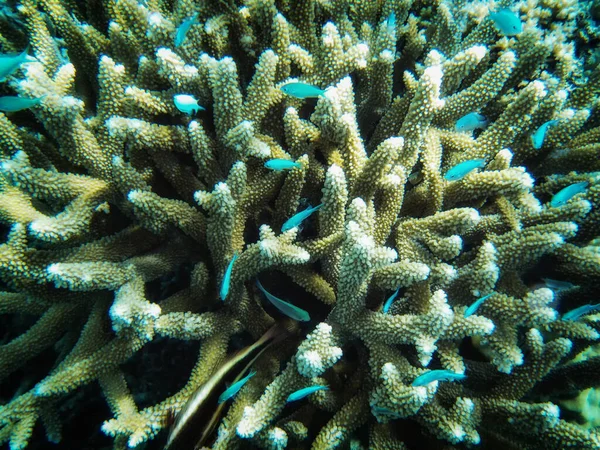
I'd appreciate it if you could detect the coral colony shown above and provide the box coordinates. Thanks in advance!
[2,0,600,449]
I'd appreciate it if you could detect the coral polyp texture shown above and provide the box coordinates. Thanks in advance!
[1,0,600,448]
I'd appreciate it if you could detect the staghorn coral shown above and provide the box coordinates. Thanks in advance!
[1,0,600,449]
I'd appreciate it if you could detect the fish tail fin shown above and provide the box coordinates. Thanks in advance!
[163,407,178,450]
[164,407,176,428]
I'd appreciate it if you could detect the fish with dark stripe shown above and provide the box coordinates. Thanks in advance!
[164,321,296,449]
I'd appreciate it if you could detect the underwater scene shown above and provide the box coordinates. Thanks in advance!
[1,0,600,449]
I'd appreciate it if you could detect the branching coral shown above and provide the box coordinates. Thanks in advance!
[1,0,600,449]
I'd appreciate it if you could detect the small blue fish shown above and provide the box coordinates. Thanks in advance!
[264,159,301,171]
[412,369,467,387]
[542,278,575,291]
[173,94,204,115]
[0,95,44,112]
[256,279,310,322]
[175,13,199,47]
[562,304,600,321]
[280,82,325,99]
[464,293,493,318]
[371,406,401,418]
[217,370,256,404]
[386,12,396,34]
[220,253,238,301]
[550,182,588,207]
[0,47,33,81]
[286,385,329,402]
[382,288,400,314]
[531,120,558,149]
[0,6,26,29]
[490,9,523,36]
[444,159,486,181]
[455,112,488,132]
[408,170,423,185]
[281,204,322,233]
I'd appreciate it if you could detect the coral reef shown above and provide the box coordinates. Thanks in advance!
[1,0,600,449]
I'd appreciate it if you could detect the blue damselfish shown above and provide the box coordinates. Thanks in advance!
[173,94,204,115]
[386,12,396,34]
[412,369,467,387]
[256,279,310,322]
[550,182,588,207]
[286,385,329,402]
[531,120,558,149]
[490,9,523,36]
[264,159,301,171]
[542,278,575,291]
[220,253,238,301]
[382,288,400,314]
[280,82,325,99]
[0,95,44,112]
[175,13,199,47]
[217,370,256,404]
[562,304,600,321]
[444,159,486,181]
[455,112,487,132]
[281,204,322,232]
[464,293,493,318]
[371,406,402,419]
[0,47,32,81]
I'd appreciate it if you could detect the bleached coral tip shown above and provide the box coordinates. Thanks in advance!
[545,404,560,419]
[350,197,367,209]
[213,182,231,194]
[470,45,487,59]
[497,148,513,159]
[47,263,61,274]
[323,21,337,32]
[327,164,344,176]
[424,65,443,84]
[465,208,480,224]
[380,49,394,61]
[531,80,547,95]
[386,136,404,147]
[580,200,592,213]
[148,12,163,25]
[33,383,48,396]
[156,47,172,58]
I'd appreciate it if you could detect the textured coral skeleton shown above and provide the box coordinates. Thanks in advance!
[1,0,600,449]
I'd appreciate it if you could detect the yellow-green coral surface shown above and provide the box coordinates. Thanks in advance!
[1,0,600,449]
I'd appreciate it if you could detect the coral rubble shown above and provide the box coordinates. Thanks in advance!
[1,0,600,449]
